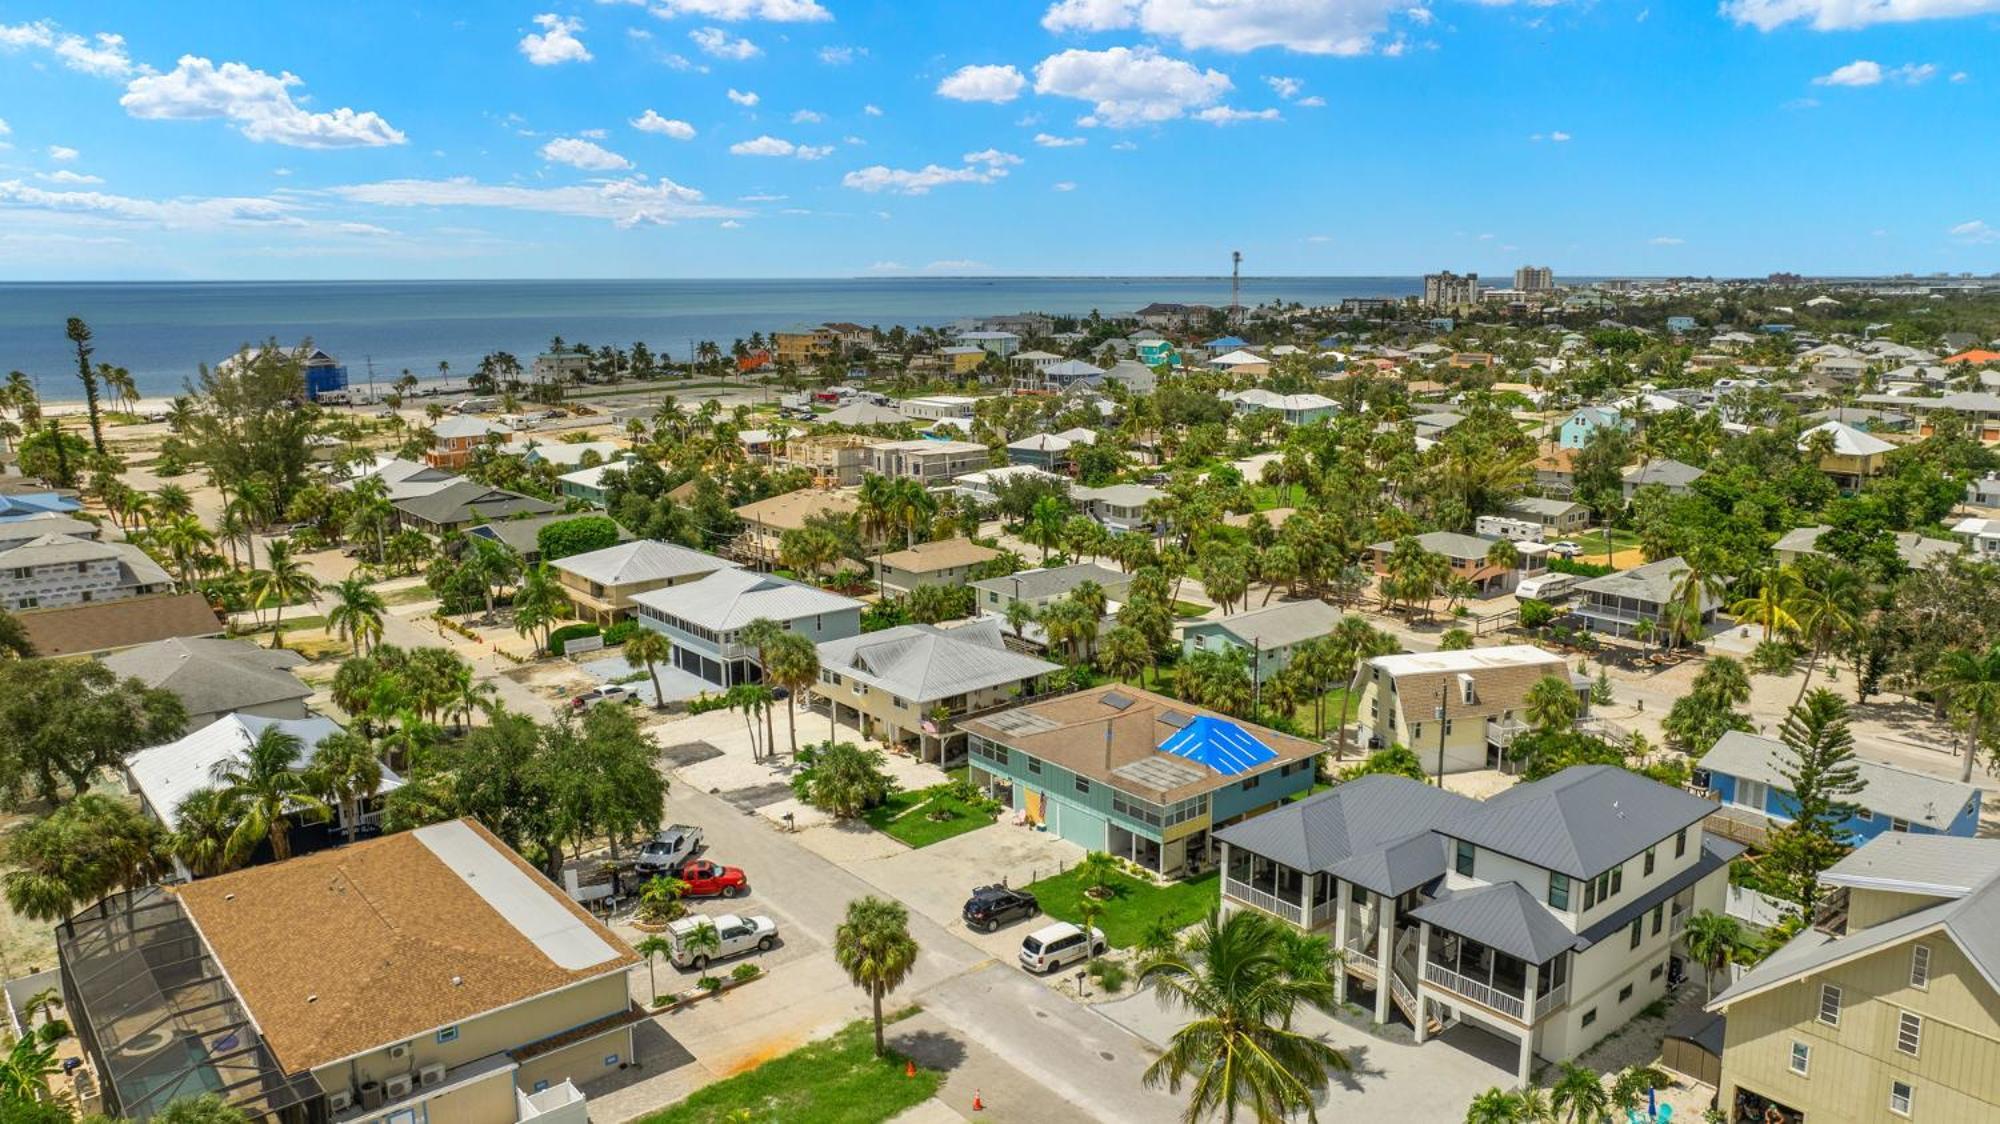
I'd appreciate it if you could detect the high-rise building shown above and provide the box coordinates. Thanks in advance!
[1423,271,1480,309]
[1514,265,1555,292]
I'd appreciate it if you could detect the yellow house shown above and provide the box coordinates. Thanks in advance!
[54,819,642,1124]
[1709,835,2000,1124]
[551,539,735,625]
[1800,419,1896,491]
[1352,644,1583,775]
[939,346,985,375]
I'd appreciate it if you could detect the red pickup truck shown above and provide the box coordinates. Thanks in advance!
[673,858,748,899]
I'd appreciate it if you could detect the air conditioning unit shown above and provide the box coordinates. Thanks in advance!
[327,1089,354,1114]
[383,1074,414,1100]
[417,1063,446,1088]
[387,1042,412,1061]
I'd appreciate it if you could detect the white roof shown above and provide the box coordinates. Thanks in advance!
[1008,433,1074,454]
[1800,419,1896,457]
[631,567,863,631]
[1368,644,1568,678]
[1704,730,1977,830]
[507,440,624,468]
[343,456,459,501]
[551,540,734,587]
[126,714,396,830]
[818,620,1059,703]
[1209,349,1269,367]
[430,415,512,440]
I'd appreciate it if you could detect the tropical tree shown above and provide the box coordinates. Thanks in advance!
[0,608,33,660]
[795,741,892,818]
[738,618,786,752]
[1025,493,1069,563]
[634,934,674,1002]
[1683,910,1744,1001]
[307,731,384,845]
[1931,643,2000,783]
[1786,557,1865,703]
[1726,565,1801,642]
[624,628,673,710]
[1100,623,1152,687]
[1608,1066,1671,1118]
[154,1095,251,1124]
[1,794,168,922]
[1463,1087,1545,1124]
[0,1018,72,1106]
[207,725,331,863]
[249,538,321,650]
[764,630,820,758]
[1138,909,1351,1124]
[1767,689,1863,909]
[170,788,242,878]
[1523,674,1582,735]
[1548,1061,1610,1124]
[326,577,387,655]
[512,562,566,654]
[833,896,921,1057]
[65,317,106,454]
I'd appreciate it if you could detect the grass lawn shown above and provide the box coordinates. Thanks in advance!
[1574,527,1642,554]
[639,1015,938,1124]
[379,584,439,607]
[1290,687,1353,737]
[1024,867,1219,949]
[863,784,997,849]
[1171,600,1212,618]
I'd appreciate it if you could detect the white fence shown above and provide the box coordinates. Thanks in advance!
[1725,883,1794,929]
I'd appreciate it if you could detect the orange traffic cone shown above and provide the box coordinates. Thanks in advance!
[972,1090,984,1112]
[905,1059,916,1079]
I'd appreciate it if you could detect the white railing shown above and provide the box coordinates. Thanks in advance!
[1388,968,1419,1016]
[1539,979,1569,1015]
[1424,961,1527,1022]
[1225,878,1304,926]
[1344,931,1377,958]
[1308,899,1337,929]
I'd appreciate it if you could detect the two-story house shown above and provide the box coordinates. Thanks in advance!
[425,416,513,470]
[1368,531,1521,597]
[1800,420,1897,491]
[1623,459,1708,499]
[961,684,1321,876]
[1179,600,1343,686]
[972,562,1132,619]
[872,537,1000,595]
[1221,389,1337,426]
[777,434,889,487]
[729,488,862,569]
[1573,556,1720,640]
[631,567,863,687]
[1709,834,2000,1124]
[866,440,990,484]
[813,619,1059,764]
[550,540,736,626]
[1559,406,1634,450]
[1351,645,1586,774]
[0,532,173,612]
[1694,730,1981,850]
[1218,766,1738,1086]
[1070,483,1165,535]
[49,819,640,1124]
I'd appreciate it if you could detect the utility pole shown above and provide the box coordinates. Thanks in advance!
[1230,250,1243,328]
[1433,683,1450,787]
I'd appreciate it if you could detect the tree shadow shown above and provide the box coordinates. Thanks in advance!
[887,1027,969,1073]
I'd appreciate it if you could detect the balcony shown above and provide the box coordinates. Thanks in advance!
[516,1081,588,1124]
[1424,960,1527,1022]
[1486,716,1530,749]
[1225,877,1303,927]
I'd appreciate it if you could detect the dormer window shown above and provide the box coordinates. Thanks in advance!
[1455,840,1475,878]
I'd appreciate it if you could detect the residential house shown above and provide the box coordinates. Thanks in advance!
[1801,420,1897,490]
[972,562,1131,618]
[813,619,1059,764]
[1806,407,1914,435]
[777,433,888,487]
[1179,600,1342,685]
[1352,645,1584,774]
[0,512,97,547]
[1222,389,1338,426]
[1968,474,2000,507]
[100,637,312,730]
[866,439,990,484]
[953,464,1068,507]
[1006,432,1085,474]
[1951,517,2000,559]
[465,513,630,565]
[962,684,1321,874]
[1137,339,1179,367]
[728,488,861,569]
[1558,406,1633,450]
[507,440,624,472]
[899,396,979,422]
[1708,833,2000,1124]
[632,568,863,687]
[0,532,172,612]
[957,330,1020,358]
[1134,302,1212,329]
[11,592,224,658]
[1623,459,1707,499]
[1572,556,1720,640]
[1533,448,1580,497]
[938,346,985,375]
[340,456,459,502]
[551,540,736,626]
[773,325,840,365]
[1218,766,1737,1085]
[1033,359,1105,393]
[50,819,640,1123]
[393,481,558,537]
[874,538,1000,595]
[1773,525,1961,571]
[1857,391,2000,445]
[1695,730,1980,850]
[425,415,513,470]
[1071,483,1165,534]
[1209,350,1274,377]
[1103,358,1161,394]
[557,459,629,507]
[1368,531,1520,597]
[820,402,905,428]
[531,350,592,385]
[1502,497,1592,537]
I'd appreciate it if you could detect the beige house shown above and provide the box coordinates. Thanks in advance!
[728,488,862,569]
[52,819,639,1124]
[1800,420,1896,491]
[865,439,990,484]
[1709,835,2000,1124]
[777,434,887,487]
[873,538,1001,594]
[551,539,736,625]
[813,619,1058,763]
[1352,645,1584,775]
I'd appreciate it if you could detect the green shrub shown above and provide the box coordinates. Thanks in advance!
[730,962,761,982]
[604,619,639,646]
[547,623,601,651]
[1087,959,1127,992]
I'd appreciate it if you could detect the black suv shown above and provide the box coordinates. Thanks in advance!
[961,885,1039,932]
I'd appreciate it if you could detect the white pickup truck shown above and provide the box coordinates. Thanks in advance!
[636,825,703,873]
[667,913,778,969]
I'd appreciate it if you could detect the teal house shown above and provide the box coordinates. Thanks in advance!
[959,684,1319,876]
[1137,339,1179,368]
[1558,406,1632,450]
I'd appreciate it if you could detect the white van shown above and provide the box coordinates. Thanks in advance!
[1516,573,1578,602]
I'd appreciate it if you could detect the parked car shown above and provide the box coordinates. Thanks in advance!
[1548,540,1583,558]
[961,885,1039,932]
[673,858,747,899]
[1018,921,1104,974]
[571,684,634,709]
[636,825,703,873]
[666,913,777,969]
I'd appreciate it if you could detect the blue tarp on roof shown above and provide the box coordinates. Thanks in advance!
[0,493,81,521]
[1157,715,1277,777]
[1204,335,1247,349]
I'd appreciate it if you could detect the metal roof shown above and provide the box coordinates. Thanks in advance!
[1819,834,2000,897]
[1213,774,1478,884]
[1410,882,1577,964]
[817,621,1058,703]
[1188,599,1343,650]
[1703,730,1978,830]
[630,567,863,631]
[125,714,387,830]
[552,539,734,587]
[1456,765,1721,880]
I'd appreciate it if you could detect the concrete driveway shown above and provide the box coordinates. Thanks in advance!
[659,705,951,830]
[842,821,1085,962]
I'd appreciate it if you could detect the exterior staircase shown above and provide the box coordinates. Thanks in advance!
[1389,951,1443,1038]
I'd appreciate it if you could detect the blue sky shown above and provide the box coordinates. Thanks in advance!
[0,0,1996,280]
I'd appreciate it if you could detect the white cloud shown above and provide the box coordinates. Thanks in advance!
[690,27,761,59]
[1033,47,1232,127]
[1814,59,1937,86]
[739,192,786,201]
[864,103,883,116]
[1725,0,2000,32]
[842,149,1021,194]
[48,145,79,162]
[1950,219,2000,244]
[1194,105,1281,124]
[867,261,910,272]
[647,0,831,20]
[937,64,1027,103]
[720,219,742,228]
[925,259,988,272]
[1649,235,1685,245]
[1111,139,1139,150]
[325,175,745,227]
[0,20,136,77]
[0,117,9,136]
[631,109,697,139]
[1297,94,1326,107]
[1265,75,1303,98]
[1040,0,1417,56]
[520,14,592,65]
[121,56,407,149]
[0,179,305,228]
[579,127,608,139]
[1034,132,1087,147]
[1406,5,1434,25]
[1053,180,1077,191]
[792,109,823,123]
[728,134,833,158]
[727,88,760,106]
[1305,234,1332,243]
[818,46,861,64]
[540,137,633,171]
[37,169,101,184]
[334,222,396,236]
[844,134,865,145]
[1952,70,1970,82]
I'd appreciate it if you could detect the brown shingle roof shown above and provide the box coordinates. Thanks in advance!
[175,818,638,1073]
[879,538,1000,572]
[14,592,223,657]
[733,487,860,533]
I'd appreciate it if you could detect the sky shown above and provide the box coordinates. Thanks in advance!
[0,0,1997,281]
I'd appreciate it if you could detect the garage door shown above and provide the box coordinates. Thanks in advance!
[1055,801,1105,850]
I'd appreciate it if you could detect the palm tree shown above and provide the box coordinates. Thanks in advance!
[624,628,673,710]
[249,539,320,650]
[65,317,106,454]
[1003,599,1037,643]
[307,731,384,845]
[1100,624,1151,687]
[326,578,387,655]
[1463,1087,1546,1124]
[1727,565,1801,642]
[1931,644,2000,783]
[857,474,896,595]
[634,935,674,1002]
[154,1095,251,1124]
[798,741,891,817]
[1548,1061,1610,1124]
[511,563,565,654]
[765,631,821,758]
[1138,909,1351,1123]
[1683,910,1744,1001]
[833,896,921,1058]
[208,725,331,863]
[0,1019,72,1106]
[1523,674,1581,734]
[171,788,242,877]
[738,618,786,751]
[1786,558,1864,703]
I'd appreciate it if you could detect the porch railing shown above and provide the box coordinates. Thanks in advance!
[1424,961,1527,1022]
[1224,878,1304,927]
[1539,979,1569,1015]
[1307,899,1337,929]
[1388,968,1419,1017]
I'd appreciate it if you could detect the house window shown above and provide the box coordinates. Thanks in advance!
[1650,963,1665,981]
[1027,758,1041,776]
[1548,873,1570,911]
[1651,903,1665,936]
[1410,722,1423,742]
[1643,847,1656,876]
[1897,1012,1922,1057]
[1789,1041,1810,1076]
[1911,945,1931,990]
[1629,918,1643,950]
[1611,866,1623,895]
[1889,1081,1913,1116]
[436,1025,459,1044]
[1241,775,1261,792]
[1581,1008,1597,1027]
[1674,828,1687,858]
[1618,984,1634,1003]
[1818,983,1842,1027]
[1074,776,1090,796]
[1456,841,1476,878]
[1891,817,1911,832]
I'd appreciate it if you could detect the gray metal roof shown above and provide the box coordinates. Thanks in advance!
[1212,774,1478,887]
[1189,599,1343,650]
[817,620,1058,704]
[100,637,311,717]
[631,567,863,630]
[1576,556,1690,605]
[1621,459,1706,487]
[552,539,733,587]
[393,480,558,526]
[972,562,1131,602]
[1703,730,1978,830]
[1820,834,2000,898]
[1368,530,1503,561]
[1505,496,1587,517]
[1410,882,1577,964]
[1456,765,1720,880]
[1326,830,1450,898]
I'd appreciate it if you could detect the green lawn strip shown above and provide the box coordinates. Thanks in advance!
[1024,867,1218,949]
[638,1015,938,1124]
[1171,600,1212,618]
[863,786,996,849]
[1290,687,1352,736]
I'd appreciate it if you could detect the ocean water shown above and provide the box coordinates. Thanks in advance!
[0,277,1426,401]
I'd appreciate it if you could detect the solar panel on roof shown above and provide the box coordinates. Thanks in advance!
[1159,710,1192,729]
[1102,691,1134,711]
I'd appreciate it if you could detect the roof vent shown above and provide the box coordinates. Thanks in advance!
[223,893,236,902]
[451,976,463,987]
[307,994,318,1003]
